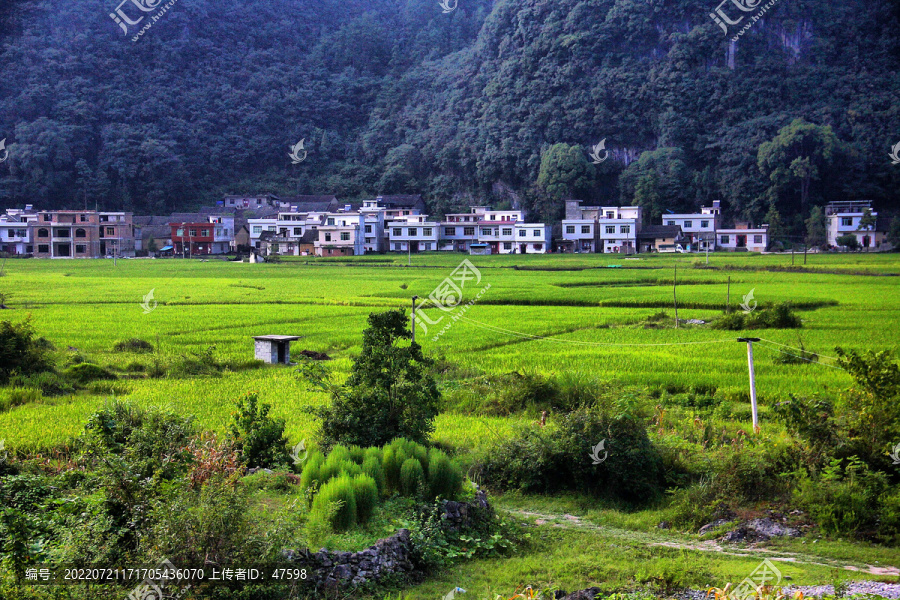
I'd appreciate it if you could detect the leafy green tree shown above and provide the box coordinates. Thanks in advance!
[805,206,827,247]
[303,309,440,448]
[536,143,596,205]
[764,203,785,250]
[888,216,900,249]
[228,392,290,468]
[757,119,839,213]
[618,148,692,221]
[0,318,54,383]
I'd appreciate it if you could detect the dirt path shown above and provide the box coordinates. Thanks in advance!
[508,509,900,577]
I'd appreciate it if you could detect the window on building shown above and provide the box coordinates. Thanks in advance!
[340,232,350,241]
[423,228,432,236]
[38,228,49,237]
[393,228,401,236]
[176,228,185,237]
[701,220,709,228]
[566,225,575,234]
[464,227,475,236]
[721,235,730,244]
[754,235,763,244]
[535,244,542,250]
[518,229,526,237]
[80,214,87,222]
[684,221,693,228]
[445,227,456,236]
[188,229,197,237]
[324,233,332,242]
[252,226,262,234]
[581,226,590,234]
[841,217,853,227]
[17,229,25,237]
[667,220,675,226]
[75,245,86,254]
[605,226,615,234]
[364,225,372,233]
[38,244,49,253]
[620,225,630,234]
[481,228,491,235]
[56,228,70,238]
[5,229,12,238]
[75,228,86,238]
[201,229,210,237]
[503,242,512,250]
[395,243,402,251]
[294,228,303,236]
[42,214,51,222]
[533,230,540,237]
[424,243,431,250]
[502,228,513,236]
[408,228,418,236]
[606,211,614,218]
[327,218,335,226]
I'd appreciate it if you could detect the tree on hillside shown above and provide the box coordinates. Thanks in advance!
[618,148,692,222]
[302,309,440,448]
[764,203,785,250]
[536,144,596,219]
[888,216,900,249]
[805,206,827,248]
[757,119,839,214]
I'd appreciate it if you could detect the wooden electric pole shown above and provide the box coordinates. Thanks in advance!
[738,337,761,433]
[673,264,679,328]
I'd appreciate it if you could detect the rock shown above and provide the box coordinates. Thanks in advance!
[558,587,603,600]
[658,521,671,530]
[722,526,769,543]
[699,519,732,535]
[299,350,331,360]
[746,517,801,538]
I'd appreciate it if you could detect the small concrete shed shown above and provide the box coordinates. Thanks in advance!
[253,335,300,364]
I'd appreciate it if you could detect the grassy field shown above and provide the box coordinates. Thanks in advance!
[1,251,898,453]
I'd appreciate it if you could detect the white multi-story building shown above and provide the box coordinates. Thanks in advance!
[513,223,551,253]
[561,201,642,253]
[0,206,37,255]
[386,214,440,252]
[316,210,365,256]
[825,201,883,249]
[661,202,721,251]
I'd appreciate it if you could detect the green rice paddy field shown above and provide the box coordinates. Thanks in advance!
[1,251,898,455]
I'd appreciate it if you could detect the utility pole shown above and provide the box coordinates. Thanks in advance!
[738,337,761,433]
[411,296,419,343]
[673,264,679,329]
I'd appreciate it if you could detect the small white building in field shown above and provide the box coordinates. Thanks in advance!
[717,225,768,252]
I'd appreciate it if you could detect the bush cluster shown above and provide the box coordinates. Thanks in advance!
[301,438,464,532]
[713,303,803,330]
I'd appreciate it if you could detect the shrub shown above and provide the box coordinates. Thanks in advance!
[352,474,379,523]
[361,456,386,496]
[793,457,887,536]
[63,363,116,384]
[400,458,426,497]
[348,444,366,464]
[0,318,55,383]
[311,475,357,531]
[299,452,325,494]
[302,309,441,447]
[472,406,665,503]
[112,338,154,353]
[748,303,802,329]
[228,392,290,469]
[0,387,42,413]
[427,449,464,500]
[124,361,147,373]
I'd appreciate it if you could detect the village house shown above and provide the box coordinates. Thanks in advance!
[0,205,38,255]
[169,215,234,255]
[560,201,642,253]
[31,210,135,259]
[825,200,886,250]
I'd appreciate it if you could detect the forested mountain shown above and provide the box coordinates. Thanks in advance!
[0,0,898,227]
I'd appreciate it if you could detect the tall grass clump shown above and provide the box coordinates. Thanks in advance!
[352,474,379,523]
[311,474,357,531]
[400,458,426,497]
[299,452,325,493]
[361,456,386,496]
[382,446,407,494]
[427,448,463,500]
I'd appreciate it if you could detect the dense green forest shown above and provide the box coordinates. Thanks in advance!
[0,0,898,226]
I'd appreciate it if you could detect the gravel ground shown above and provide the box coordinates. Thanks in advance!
[673,582,900,600]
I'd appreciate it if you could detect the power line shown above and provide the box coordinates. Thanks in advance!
[756,337,842,364]
[754,342,846,371]
[456,315,735,347]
